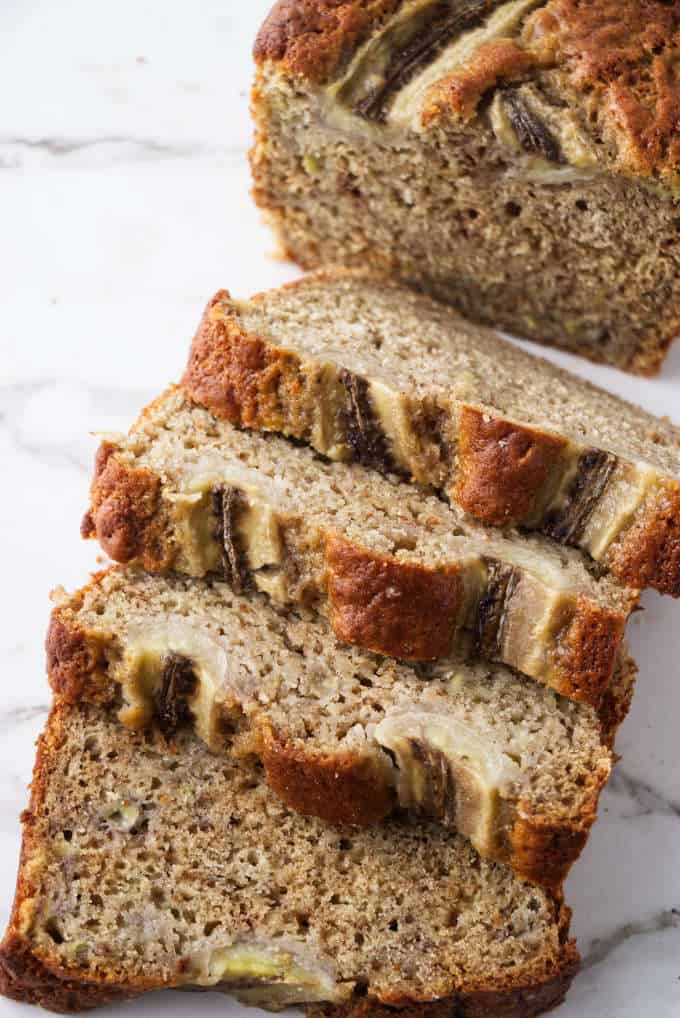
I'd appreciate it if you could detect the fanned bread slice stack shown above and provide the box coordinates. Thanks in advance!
[82,387,637,706]
[0,701,578,1016]
[46,568,635,888]
[182,273,680,597]
[6,270,677,1018]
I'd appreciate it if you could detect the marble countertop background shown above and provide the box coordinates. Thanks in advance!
[0,2,678,1015]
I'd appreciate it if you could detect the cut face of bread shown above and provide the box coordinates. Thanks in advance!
[251,1,680,374]
[48,569,635,887]
[182,273,680,598]
[82,388,638,705]
[0,700,578,1015]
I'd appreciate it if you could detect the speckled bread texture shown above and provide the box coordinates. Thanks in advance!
[81,387,638,706]
[0,700,579,1015]
[251,0,680,374]
[183,273,680,598]
[45,568,636,888]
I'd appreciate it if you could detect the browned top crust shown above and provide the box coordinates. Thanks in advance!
[523,0,680,181]
[45,611,109,706]
[455,407,567,525]
[606,479,680,597]
[256,0,680,181]
[254,0,402,83]
[82,441,172,573]
[325,534,465,661]
[182,291,311,435]
[423,38,538,123]
[260,727,396,826]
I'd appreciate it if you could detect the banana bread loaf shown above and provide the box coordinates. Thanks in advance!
[183,272,680,597]
[251,0,680,374]
[0,700,579,1015]
[81,387,638,705]
[47,568,636,887]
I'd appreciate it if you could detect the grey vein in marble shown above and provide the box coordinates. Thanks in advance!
[582,908,680,970]
[0,380,148,474]
[0,705,50,725]
[608,767,680,820]
[0,136,245,169]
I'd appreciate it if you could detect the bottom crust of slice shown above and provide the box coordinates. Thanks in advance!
[0,934,131,1013]
[0,930,577,1018]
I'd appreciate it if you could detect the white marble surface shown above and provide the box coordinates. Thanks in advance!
[0,2,679,1015]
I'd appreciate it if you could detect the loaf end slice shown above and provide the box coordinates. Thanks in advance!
[1,700,579,1015]
[82,387,637,706]
[182,274,680,598]
[251,1,680,375]
[46,568,635,887]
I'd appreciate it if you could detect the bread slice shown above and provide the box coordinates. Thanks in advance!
[183,273,680,599]
[81,387,637,706]
[47,568,635,887]
[0,699,579,1015]
[251,0,680,375]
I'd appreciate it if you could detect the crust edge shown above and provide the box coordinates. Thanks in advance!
[261,728,396,828]
[253,0,402,85]
[548,596,629,708]
[325,534,466,662]
[82,442,173,572]
[606,480,680,598]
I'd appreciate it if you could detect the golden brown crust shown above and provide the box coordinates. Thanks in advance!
[423,38,537,123]
[326,534,464,661]
[523,0,680,181]
[254,0,402,84]
[261,728,396,827]
[45,608,110,705]
[455,407,567,526]
[83,442,172,571]
[550,597,628,706]
[182,291,312,437]
[509,811,592,892]
[606,480,680,597]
